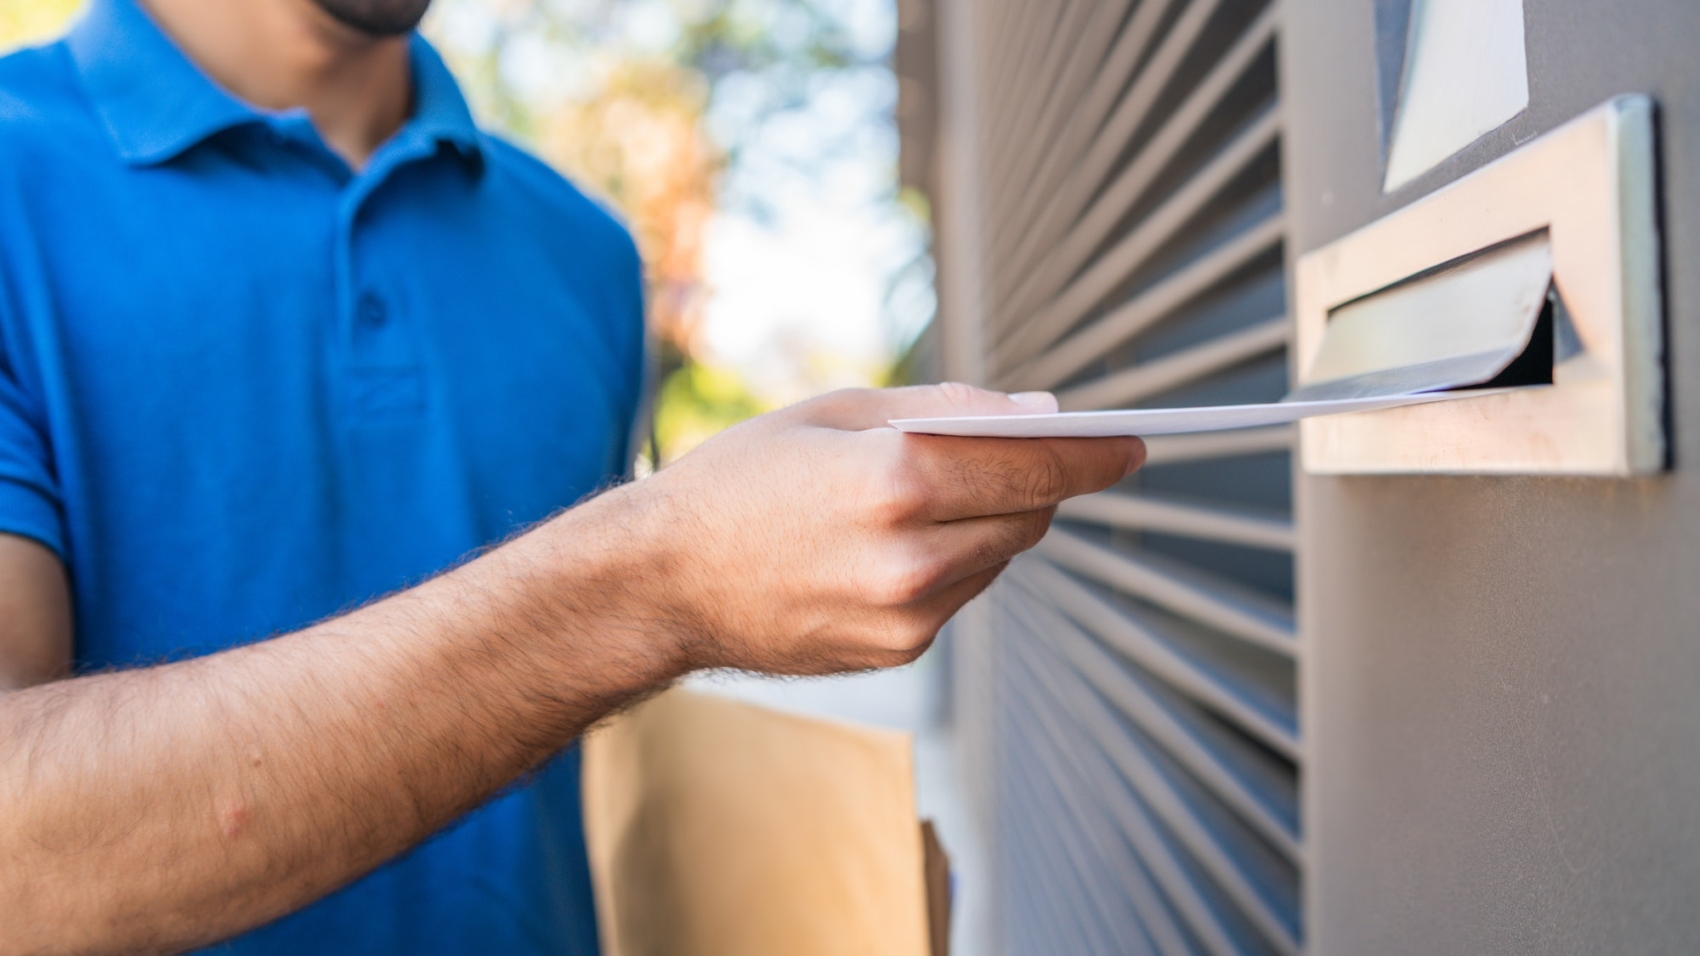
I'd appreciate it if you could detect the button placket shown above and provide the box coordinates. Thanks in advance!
[356,292,387,328]
[335,151,442,421]
[345,288,423,418]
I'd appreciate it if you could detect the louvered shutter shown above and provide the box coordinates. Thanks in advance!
[903,1,1299,953]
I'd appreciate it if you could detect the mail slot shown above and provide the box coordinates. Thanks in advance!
[1292,96,1665,475]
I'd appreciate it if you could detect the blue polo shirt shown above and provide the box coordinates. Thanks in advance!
[0,0,644,951]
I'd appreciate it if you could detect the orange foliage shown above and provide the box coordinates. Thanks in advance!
[536,59,721,360]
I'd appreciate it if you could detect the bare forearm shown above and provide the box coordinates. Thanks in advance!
[0,384,1139,955]
[0,489,680,956]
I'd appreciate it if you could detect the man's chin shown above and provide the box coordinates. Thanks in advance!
[309,0,433,37]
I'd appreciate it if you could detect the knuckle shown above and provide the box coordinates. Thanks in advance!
[873,613,939,661]
[977,515,1043,567]
[865,434,928,524]
[1020,447,1070,505]
[1018,507,1056,551]
[890,634,935,665]
[934,381,981,408]
[864,548,940,607]
[821,386,876,407]
[870,471,927,527]
[801,387,884,429]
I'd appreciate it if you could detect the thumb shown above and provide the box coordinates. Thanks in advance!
[806,383,1058,430]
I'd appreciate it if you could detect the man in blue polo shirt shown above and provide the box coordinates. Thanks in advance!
[0,0,1142,951]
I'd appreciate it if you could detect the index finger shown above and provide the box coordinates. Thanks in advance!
[902,433,1145,522]
[802,382,1058,431]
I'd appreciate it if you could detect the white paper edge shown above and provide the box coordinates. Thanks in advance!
[888,388,1527,438]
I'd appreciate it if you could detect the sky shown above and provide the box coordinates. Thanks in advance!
[702,50,934,403]
[678,0,934,404]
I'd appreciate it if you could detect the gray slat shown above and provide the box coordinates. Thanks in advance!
[1056,487,1295,552]
[1007,617,1301,955]
[1002,629,1253,955]
[1141,425,1293,464]
[1003,9,1281,328]
[1005,745,1163,955]
[1058,313,1289,410]
[986,0,1136,215]
[1037,527,1297,655]
[1008,569,1301,856]
[985,0,1183,289]
[992,0,1231,321]
[1005,608,1295,955]
[1015,558,1300,759]
[1004,702,1187,956]
[1014,111,1284,375]
[1000,212,1286,386]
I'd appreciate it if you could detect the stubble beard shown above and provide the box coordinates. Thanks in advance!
[309,0,433,37]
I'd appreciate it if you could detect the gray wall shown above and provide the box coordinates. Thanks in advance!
[1283,1,1700,953]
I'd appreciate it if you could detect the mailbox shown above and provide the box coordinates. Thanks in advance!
[1291,96,1664,475]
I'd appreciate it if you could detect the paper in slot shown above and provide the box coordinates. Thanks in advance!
[893,232,1562,439]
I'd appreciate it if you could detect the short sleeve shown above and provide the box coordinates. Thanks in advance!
[614,230,650,477]
[0,361,62,557]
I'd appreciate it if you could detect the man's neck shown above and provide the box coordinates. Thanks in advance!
[139,0,412,169]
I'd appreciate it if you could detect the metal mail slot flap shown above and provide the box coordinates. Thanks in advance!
[1292,96,1664,476]
[1287,232,1554,403]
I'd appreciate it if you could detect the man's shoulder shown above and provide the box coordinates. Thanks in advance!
[0,41,110,181]
[0,41,94,144]
[477,134,641,261]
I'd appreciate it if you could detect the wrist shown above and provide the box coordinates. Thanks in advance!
[516,480,698,690]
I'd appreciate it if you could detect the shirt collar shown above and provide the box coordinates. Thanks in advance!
[66,0,483,170]
[404,35,484,170]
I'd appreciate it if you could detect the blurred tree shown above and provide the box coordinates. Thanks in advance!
[428,0,886,463]
[540,58,719,370]
[651,359,763,462]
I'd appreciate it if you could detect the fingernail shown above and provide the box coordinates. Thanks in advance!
[1125,437,1147,475]
[1010,391,1057,412]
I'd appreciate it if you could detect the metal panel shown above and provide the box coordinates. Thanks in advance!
[1282,0,1700,952]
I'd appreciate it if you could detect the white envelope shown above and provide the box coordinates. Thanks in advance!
[888,388,1523,439]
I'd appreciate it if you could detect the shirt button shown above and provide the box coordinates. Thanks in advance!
[357,293,388,328]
